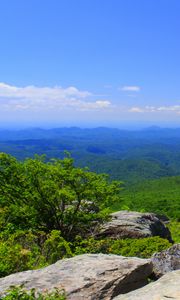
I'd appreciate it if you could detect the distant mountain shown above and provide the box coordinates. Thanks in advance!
[1,126,180,183]
[1,126,180,141]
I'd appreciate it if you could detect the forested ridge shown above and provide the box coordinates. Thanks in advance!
[1,127,180,183]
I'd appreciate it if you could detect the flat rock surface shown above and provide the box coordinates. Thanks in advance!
[97,211,172,241]
[113,270,180,300]
[151,244,180,278]
[0,254,152,300]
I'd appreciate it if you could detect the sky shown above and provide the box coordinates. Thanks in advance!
[0,0,180,128]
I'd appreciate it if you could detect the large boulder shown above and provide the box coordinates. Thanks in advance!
[113,270,180,300]
[151,244,180,278]
[0,254,152,300]
[97,211,172,242]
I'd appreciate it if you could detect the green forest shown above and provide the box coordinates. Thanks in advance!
[0,128,180,298]
[1,127,180,183]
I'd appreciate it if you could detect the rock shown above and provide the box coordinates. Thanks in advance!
[151,244,180,278]
[113,270,180,300]
[0,254,152,300]
[97,211,173,242]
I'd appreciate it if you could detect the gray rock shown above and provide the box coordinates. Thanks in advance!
[97,211,172,242]
[0,254,152,300]
[113,270,180,300]
[151,244,180,278]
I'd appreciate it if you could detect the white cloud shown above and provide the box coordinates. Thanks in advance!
[129,105,180,114]
[79,100,111,111]
[0,82,91,99]
[129,107,144,113]
[3,82,180,123]
[94,100,111,108]
[0,82,112,112]
[157,105,180,112]
[121,86,141,92]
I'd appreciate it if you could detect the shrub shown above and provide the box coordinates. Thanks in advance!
[0,230,73,278]
[42,230,72,264]
[0,230,46,278]
[74,236,171,258]
[0,286,66,300]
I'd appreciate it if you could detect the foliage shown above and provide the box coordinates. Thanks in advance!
[0,230,73,277]
[0,151,178,280]
[73,236,171,258]
[0,227,171,278]
[0,230,44,277]
[167,221,180,243]
[0,286,66,300]
[42,230,72,264]
[0,153,122,240]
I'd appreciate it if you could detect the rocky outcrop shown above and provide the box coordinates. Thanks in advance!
[151,244,180,278]
[113,270,180,300]
[97,211,172,242]
[0,254,152,300]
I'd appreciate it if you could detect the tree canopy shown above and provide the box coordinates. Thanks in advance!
[0,153,122,240]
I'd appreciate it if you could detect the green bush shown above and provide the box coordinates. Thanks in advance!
[42,230,72,264]
[108,237,171,258]
[0,230,74,277]
[0,230,46,277]
[74,236,171,258]
[0,227,172,278]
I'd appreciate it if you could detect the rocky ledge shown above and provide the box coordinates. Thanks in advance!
[97,210,173,242]
[0,254,152,300]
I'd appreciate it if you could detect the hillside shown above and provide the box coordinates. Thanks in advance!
[111,176,180,220]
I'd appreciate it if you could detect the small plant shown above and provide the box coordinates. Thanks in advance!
[0,286,66,300]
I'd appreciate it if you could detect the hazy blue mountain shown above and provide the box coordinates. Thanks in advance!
[1,127,180,183]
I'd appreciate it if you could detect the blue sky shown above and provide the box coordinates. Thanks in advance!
[0,0,180,128]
